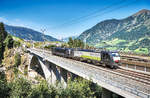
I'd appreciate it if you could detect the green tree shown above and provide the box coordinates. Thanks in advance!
[68,37,84,48]
[58,78,94,98]
[0,22,7,42]
[4,35,14,49]
[9,77,32,98]
[0,72,10,98]
[0,43,4,62]
[0,22,8,63]
[13,40,21,47]
[77,39,84,48]
[74,39,78,47]
[68,37,74,48]
[14,53,21,67]
[30,80,57,98]
[89,82,102,98]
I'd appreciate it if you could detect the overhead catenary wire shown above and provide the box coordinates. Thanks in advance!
[49,0,125,29]
[48,0,138,30]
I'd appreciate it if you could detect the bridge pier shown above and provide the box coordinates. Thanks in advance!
[44,61,58,85]
[28,54,33,70]
[45,62,68,87]
[29,54,68,87]
[60,68,67,87]
[51,63,62,85]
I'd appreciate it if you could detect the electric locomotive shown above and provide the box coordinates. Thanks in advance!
[51,47,120,69]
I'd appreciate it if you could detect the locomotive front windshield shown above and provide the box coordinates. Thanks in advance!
[111,52,120,57]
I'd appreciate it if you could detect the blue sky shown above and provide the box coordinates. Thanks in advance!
[0,0,150,39]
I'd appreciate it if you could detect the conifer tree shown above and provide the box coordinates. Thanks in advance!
[0,22,8,63]
[0,22,7,42]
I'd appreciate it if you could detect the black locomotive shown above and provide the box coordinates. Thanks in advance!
[52,47,120,69]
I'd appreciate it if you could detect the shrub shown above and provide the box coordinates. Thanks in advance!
[30,80,57,98]
[13,67,19,76]
[0,72,10,98]
[58,78,94,98]
[13,40,21,47]
[4,35,14,49]
[0,43,4,63]
[14,53,21,67]
[0,75,102,98]
[9,77,32,98]
[89,82,102,98]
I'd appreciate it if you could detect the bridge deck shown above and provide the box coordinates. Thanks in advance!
[28,49,150,98]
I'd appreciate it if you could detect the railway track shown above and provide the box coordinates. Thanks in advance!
[120,55,150,70]
[30,49,150,95]
[55,54,150,85]
[66,56,150,85]
[81,61,150,85]
[121,55,150,63]
[114,68,150,85]
[31,49,150,85]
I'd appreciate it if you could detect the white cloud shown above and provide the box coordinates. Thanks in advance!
[0,16,56,38]
[0,17,9,23]
[0,16,33,28]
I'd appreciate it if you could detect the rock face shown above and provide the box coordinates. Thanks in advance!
[78,9,150,45]
[4,25,60,42]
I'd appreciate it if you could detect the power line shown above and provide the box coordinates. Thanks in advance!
[48,0,137,30]
[66,0,138,27]
[48,0,126,29]
[86,0,138,21]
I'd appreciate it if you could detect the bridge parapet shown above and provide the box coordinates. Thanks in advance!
[28,48,150,98]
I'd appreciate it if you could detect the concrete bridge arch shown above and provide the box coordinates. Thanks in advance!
[29,55,45,78]
[29,54,68,86]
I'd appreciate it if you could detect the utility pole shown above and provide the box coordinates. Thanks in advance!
[41,28,46,55]
[29,34,34,49]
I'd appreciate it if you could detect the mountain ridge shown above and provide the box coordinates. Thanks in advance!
[78,9,150,54]
[3,24,60,42]
[78,9,150,42]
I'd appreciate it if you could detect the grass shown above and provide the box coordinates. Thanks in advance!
[134,48,149,54]
[94,37,150,55]
[95,38,127,47]
[12,36,24,43]
[106,38,126,46]
[127,40,136,46]
[106,47,118,51]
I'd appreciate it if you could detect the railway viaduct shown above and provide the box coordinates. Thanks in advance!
[27,48,150,98]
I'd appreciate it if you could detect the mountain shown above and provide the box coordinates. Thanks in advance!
[4,24,59,42]
[78,9,150,54]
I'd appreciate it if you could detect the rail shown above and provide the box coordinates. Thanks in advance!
[28,48,150,98]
